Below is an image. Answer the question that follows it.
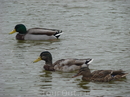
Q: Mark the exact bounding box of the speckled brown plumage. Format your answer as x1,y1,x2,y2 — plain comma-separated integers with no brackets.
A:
72,63,128,82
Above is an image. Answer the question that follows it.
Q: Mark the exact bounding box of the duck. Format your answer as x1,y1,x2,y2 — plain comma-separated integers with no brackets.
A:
9,24,62,40
33,51,93,72
72,61,128,82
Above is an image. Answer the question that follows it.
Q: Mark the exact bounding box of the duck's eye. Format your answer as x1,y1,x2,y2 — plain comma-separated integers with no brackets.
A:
41,56,46,59
41,52,48,56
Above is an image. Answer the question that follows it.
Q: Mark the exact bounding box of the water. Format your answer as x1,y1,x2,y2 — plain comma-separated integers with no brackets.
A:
0,0,130,97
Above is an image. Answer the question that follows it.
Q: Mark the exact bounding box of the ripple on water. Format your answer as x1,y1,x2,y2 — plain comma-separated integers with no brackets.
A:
0,0,130,97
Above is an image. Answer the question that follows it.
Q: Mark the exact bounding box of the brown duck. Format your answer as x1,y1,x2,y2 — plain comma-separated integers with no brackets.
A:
72,61,128,82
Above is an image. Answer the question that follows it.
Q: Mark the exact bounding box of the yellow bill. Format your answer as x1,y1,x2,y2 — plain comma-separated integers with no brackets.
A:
9,29,16,34
33,57,42,63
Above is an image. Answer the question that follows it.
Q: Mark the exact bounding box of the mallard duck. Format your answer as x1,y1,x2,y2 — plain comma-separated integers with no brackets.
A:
72,61,128,82
9,24,62,40
33,51,93,72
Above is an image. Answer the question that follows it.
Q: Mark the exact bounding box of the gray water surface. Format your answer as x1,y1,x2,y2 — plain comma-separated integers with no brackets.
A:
0,0,130,97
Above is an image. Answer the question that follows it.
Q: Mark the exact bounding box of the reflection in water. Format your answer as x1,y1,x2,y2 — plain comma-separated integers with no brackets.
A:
16,39,61,47
77,80,90,90
75,79,91,96
38,70,53,95
16,39,62,51
39,70,53,85
16,39,62,44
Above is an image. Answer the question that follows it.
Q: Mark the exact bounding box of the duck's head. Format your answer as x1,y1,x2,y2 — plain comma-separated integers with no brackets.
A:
33,51,54,71
33,51,53,64
9,24,27,34
72,61,90,78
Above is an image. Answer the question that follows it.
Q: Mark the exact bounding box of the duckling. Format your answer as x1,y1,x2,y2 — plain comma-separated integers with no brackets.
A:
9,24,62,40
33,51,93,72
72,61,128,82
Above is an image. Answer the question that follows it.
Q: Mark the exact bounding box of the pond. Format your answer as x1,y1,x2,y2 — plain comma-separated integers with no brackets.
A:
0,0,130,97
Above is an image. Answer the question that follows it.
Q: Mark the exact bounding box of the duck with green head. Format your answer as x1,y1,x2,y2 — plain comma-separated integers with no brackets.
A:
72,61,128,82
9,24,62,40
33,51,93,72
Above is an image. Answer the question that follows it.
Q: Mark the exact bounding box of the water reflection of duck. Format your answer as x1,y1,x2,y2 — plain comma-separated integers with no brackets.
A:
72,61,128,82
77,81,90,90
33,51,93,72
9,24,62,40
39,70,53,90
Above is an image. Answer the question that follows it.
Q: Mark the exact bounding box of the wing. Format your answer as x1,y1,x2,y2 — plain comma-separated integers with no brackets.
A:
111,70,128,77
53,58,92,66
53,59,81,72
92,70,112,78
27,28,62,36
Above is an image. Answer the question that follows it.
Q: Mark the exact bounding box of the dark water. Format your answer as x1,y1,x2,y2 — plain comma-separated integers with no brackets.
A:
0,0,130,97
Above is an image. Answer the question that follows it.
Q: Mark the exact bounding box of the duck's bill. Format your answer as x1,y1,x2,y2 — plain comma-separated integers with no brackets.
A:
33,57,42,63
9,29,16,34
72,72,82,78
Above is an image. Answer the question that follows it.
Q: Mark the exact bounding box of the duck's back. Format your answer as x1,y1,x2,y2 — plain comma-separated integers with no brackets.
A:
24,28,59,40
27,28,60,35
90,70,127,82
91,70,112,78
53,59,88,72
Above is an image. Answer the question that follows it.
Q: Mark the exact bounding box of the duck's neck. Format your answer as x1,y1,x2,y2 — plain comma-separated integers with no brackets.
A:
44,65,55,71
45,57,53,66
83,68,92,78
44,58,54,71
43,55,55,71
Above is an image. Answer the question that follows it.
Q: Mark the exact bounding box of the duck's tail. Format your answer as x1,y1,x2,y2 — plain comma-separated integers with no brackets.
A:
81,58,93,67
121,73,129,77
111,70,128,78
54,30,63,39
121,71,129,77
86,58,93,64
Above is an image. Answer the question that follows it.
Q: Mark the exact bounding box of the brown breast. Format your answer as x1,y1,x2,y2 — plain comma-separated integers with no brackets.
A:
44,65,55,71
16,34,25,40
